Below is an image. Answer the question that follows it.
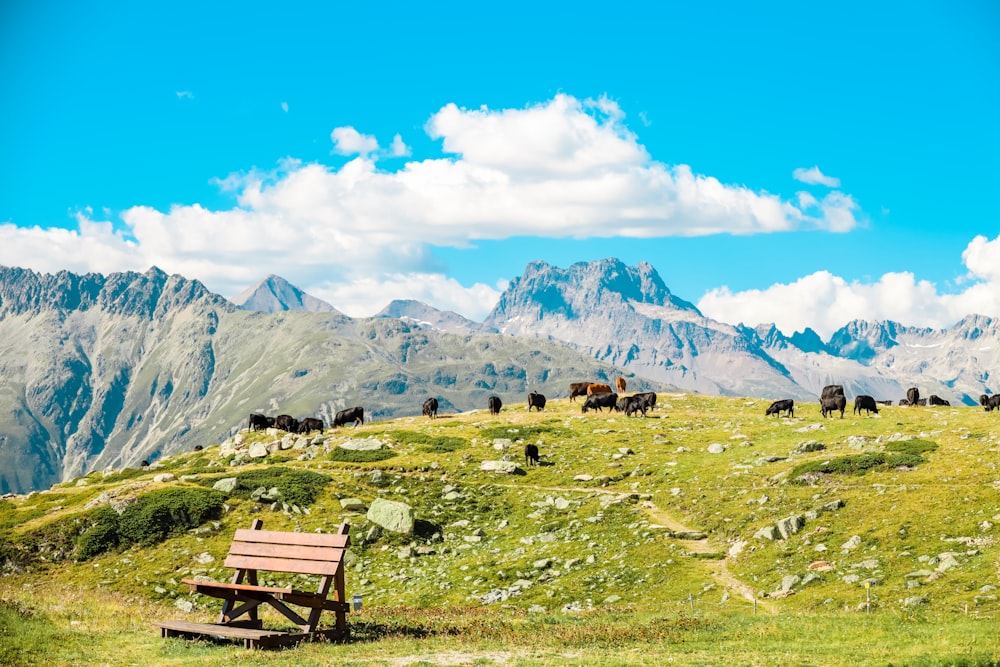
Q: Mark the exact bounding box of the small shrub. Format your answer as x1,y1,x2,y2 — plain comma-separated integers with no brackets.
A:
330,448,398,463
74,507,120,561
387,430,467,453
790,440,937,483
117,488,226,546
478,424,570,440
216,467,333,507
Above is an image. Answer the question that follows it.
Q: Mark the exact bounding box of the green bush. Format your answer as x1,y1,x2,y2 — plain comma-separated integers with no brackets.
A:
74,507,120,561
330,448,398,463
218,467,333,507
790,440,937,483
387,430,467,453
477,424,570,440
116,488,226,546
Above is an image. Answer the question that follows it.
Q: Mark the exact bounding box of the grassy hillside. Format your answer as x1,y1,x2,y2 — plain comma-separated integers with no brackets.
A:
2,393,999,666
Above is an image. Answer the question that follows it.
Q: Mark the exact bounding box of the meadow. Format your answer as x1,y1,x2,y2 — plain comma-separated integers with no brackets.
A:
2,392,999,666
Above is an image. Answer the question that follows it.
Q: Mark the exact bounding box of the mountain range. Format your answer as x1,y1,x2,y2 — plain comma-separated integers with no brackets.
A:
0,259,996,494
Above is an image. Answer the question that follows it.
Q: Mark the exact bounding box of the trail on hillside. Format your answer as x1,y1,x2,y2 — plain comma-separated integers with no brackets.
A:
493,482,777,615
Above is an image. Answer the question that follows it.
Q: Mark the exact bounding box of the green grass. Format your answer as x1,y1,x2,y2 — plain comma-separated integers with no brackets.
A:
2,394,999,665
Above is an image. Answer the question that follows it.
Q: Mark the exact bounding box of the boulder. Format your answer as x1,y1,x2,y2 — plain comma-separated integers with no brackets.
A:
480,460,523,474
340,438,384,451
212,477,239,493
367,498,414,534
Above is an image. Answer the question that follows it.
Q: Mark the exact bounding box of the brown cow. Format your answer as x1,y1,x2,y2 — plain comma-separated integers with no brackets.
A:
569,382,590,402
587,383,612,396
615,377,626,394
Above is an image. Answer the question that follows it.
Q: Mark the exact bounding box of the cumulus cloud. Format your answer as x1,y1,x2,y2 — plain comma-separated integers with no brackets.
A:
331,126,378,155
1,93,868,318
793,165,840,187
311,273,503,320
697,233,1000,339
281,101,289,113
176,91,194,100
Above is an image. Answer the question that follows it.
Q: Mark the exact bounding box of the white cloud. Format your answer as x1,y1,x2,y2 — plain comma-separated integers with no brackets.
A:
0,94,868,319
793,165,840,187
697,234,1000,339
331,126,378,156
176,91,194,100
311,272,501,320
281,101,289,113
389,133,410,157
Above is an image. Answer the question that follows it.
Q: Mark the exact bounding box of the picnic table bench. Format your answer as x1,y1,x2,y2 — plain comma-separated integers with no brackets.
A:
154,519,350,649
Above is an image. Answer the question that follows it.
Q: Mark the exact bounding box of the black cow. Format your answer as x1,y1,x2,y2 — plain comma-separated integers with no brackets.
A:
524,443,540,466
422,397,439,418
979,394,989,408
820,395,846,418
878,400,893,406
488,395,502,415
986,395,1000,412
916,398,927,406
853,395,879,416
582,392,618,413
528,392,547,411
569,382,590,402
907,387,920,406
623,395,648,417
298,417,324,434
928,395,950,406
898,399,910,406
248,413,274,431
274,414,300,433
821,385,845,400
633,391,657,410
333,406,364,427
765,399,794,417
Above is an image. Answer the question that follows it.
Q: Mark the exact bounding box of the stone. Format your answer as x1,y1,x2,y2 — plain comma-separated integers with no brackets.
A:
340,438,384,451
754,525,778,541
366,498,415,534
795,440,826,453
212,477,238,493
174,598,194,613
707,443,726,454
841,535,862,550
247,442,269,458
780,575,801,592
339,497,367,512
152,473,176,483
775,515,805,539
480,460,523,474
193,552,215,564
573,474,593,482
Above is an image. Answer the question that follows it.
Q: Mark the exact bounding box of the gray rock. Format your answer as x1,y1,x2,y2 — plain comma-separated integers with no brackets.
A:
339,497,367,512
754,525,778,541
340,438,384,451
366,498,414,534
152,473,176,483
707,443,726,454
247,442,269,458
903,596,928,607
174,598,194,613
776,515,805,539
480,460,523,474
212,477,238,493
795,440,826,453
841,535,862,550
780,575,801,592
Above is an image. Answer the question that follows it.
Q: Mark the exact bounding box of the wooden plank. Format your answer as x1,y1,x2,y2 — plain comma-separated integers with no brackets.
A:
154,620,290,640
232,529,349,549
228,540,344,563
182,579,296,595
223,554,341,576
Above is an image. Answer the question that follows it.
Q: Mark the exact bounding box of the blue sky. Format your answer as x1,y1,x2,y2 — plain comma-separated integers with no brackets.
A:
1,1,998,337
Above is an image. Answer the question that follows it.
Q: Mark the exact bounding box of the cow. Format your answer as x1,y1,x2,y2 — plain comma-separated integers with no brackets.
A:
898,399,910,406
633,391,657,410
524,443,540,466
821,384,845,400
820,395,846,418
615,377,627,394
248,412,274,431
588,383,613,396
980,394,990,408
765,399,794,417
928,395,950,406
569,382,590,402
527,392,546,411
853,395,879,416
422,397,439,419
878,400,893,406
488,395,502,415
193,445,203,452
298,417,324,434
274,414,300,433
623,395,648,417
986,395,1000,412
333,406,364,427
916,398,927,406
907,387,920,406
582,392,618,413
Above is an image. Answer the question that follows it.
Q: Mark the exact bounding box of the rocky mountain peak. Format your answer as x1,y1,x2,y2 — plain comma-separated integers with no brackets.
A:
232,275,340,314
374,299,489,335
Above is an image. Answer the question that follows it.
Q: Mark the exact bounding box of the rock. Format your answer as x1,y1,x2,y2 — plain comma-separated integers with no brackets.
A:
903,596,928,608
776,515,805,539
366,498,415,534
174,598,194,613
480,460,523,474
808,561,834,572
153,473,176,483
339,497,367,512
841,535,862,550
442,491,462,501
193,552,215,564
936,553,961,572
553,497,571,510
533,558,552,570
780,575,801,592
573,474,594,482
233,433,245,446
754,525,778,541
212,477,238,493
795,440,826,454
729,541,748,558
340,438,384,451
247,442,269,458
707,443,726,454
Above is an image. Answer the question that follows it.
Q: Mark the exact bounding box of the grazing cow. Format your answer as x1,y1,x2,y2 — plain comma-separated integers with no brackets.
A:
140,459,150,467
274,414,300,433
587,383,613,396
488,395,502,415
980,394,990,408
898,399,910,406
633,391,657,410
986,395,1000,412
569,382,590,402
820,395,846,419
916,398,927,406
524,443,540,466
333,406,364,427
878,400,893,406
615,377,627,394
623,395,648,417
582,392,618,413
906,387,920,406
298,417,324,434
928,395,950,406
853,395,879,416
194,445,203,452
765,399,794,418
422,397,439,419
821,384,845,400
248,412,274,431
527,392,547,411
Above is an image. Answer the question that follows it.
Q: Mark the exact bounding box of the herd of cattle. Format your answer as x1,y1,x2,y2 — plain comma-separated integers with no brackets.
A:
247,406,364,434
766,384,1000,419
